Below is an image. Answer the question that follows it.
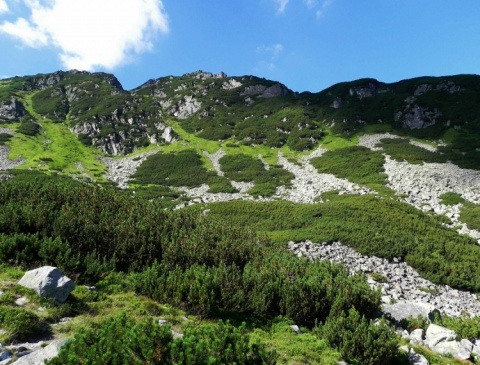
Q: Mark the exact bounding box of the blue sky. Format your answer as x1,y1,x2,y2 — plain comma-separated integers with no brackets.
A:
0,0,479,92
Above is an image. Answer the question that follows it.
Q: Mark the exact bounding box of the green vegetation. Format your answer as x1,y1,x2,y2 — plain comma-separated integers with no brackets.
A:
132,149,212,187
460,201,480,231
17,121,41,136
132,149,235,193
434,314,480,341
378,138,446,164
0,133,12,145
310,146,386,186
48,315,277,365
187,197,480,291
0,305,43,342
322,308,397,365
439,192,465,206
220,153,294,197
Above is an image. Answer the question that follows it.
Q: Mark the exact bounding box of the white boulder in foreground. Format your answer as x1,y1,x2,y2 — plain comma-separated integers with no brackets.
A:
18,266,74,303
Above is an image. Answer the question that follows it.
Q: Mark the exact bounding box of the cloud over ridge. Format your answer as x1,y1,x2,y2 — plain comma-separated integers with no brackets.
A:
0,0,169,70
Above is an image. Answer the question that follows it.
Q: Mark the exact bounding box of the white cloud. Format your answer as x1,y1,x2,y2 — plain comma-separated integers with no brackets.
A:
273,0,289,14
303,0,317,10
0,0,8,14
0,0,169,70
256,43,284,70
316,0,334,18
257,43,284,58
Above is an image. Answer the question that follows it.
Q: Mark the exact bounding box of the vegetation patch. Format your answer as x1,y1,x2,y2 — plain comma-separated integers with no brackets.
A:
459,201,480,231
132,149,226,188
220,153,294,197
188,197,480,291
310,146,386,186
439,192,465,206
378,138,447,164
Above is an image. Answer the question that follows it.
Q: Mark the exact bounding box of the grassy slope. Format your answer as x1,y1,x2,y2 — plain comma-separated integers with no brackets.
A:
5,93,106,179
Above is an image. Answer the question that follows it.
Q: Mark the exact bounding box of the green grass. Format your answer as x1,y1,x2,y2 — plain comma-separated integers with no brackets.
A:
5,93,106,179
460,201,480,231
310,146,386,186
185,196,480,291
250,317,341,365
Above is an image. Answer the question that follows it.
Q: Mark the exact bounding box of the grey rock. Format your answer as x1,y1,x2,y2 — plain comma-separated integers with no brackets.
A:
409,328,424,345
432,340,471,360
0,350,12,362
18,266,75,303
384,301,437,323
261,84,289,98
290,325,301,334
10,340,68,365
425,324,456,348
408,350,429,365
0,98,26,121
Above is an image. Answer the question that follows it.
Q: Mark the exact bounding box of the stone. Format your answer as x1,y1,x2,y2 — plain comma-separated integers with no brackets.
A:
14,296,28,306
0,350,12,362
18,266,75,303
383,301,437,323
409,328,424,345
10,340,68,365
425,324,456,348
408,350,429,365
432,340,471,360
290,325,301,334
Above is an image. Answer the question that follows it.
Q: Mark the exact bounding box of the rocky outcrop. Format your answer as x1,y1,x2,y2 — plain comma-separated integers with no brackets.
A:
384,301,438,323
170,95,201,119
222,79,242,90
18,266,74,303
241,83,289,98
348,82,386,99
397,105,441,129
5,340,68,365
0,98,27,121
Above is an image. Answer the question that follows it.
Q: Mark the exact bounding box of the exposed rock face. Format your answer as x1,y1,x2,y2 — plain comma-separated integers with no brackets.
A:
349,82,385,99
383,301,438,323
262,84,289,98
242,84,267,96
414,81,462,96
0,98,27,121
330,97,342,109
397,105,442,129
9,340,68,365
18,266,75,303
170,95,202,119
242,83,289,98
222,79,242,90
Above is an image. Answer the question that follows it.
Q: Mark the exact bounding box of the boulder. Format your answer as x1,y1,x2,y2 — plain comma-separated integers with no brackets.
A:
408,350,429,365
18,266,74,303
432,340,471,360
383,301,437,323
425,324,456,348
10,340,68,365
409,328,424,345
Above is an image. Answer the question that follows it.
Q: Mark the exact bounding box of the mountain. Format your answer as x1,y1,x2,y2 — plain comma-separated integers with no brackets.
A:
1,70,480,364
2,70,480,161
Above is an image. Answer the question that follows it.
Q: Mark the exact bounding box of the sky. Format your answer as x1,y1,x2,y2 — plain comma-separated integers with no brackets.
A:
0,0,479,92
